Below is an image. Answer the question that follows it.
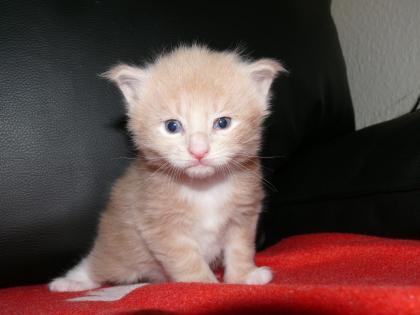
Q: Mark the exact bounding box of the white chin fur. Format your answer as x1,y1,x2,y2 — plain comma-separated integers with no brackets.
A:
185,165,215,178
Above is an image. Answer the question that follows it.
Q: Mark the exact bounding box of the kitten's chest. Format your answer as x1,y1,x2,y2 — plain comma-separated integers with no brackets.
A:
179,179,233,224
179,180,233,262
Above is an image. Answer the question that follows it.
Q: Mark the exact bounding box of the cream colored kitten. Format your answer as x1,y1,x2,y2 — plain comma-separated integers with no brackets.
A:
49,45,283,292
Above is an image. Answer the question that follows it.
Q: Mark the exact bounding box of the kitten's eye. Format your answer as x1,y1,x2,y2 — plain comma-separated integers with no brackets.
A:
213,117,232,130
165,119,183,133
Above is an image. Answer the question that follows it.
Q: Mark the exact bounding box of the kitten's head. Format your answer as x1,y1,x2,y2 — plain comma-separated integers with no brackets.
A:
105,45,283,179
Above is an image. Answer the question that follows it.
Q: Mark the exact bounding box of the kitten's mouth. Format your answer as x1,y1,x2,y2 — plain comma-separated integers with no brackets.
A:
184,163,216,179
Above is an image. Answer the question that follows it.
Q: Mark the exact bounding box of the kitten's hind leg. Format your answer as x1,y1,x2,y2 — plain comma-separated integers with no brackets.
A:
49,257,100,292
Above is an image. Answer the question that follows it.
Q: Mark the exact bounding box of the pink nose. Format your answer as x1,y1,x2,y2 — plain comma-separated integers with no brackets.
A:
189,133,209,161
189,149,208,160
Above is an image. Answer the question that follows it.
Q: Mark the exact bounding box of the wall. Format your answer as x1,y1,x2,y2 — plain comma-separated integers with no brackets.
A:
331,0,420,129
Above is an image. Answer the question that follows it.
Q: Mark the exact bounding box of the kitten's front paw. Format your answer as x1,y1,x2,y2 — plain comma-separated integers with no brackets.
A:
225,266,272,285
49,277,99,292
244,266,272,285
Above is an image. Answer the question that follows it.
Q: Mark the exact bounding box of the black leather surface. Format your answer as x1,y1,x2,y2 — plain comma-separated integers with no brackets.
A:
0,0,354,286
261,111,420,248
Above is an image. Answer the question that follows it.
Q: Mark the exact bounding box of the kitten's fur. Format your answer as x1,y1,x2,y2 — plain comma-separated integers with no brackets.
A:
49,45,283,291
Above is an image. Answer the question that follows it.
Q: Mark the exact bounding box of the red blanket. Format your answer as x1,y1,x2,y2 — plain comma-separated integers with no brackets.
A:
2,233,420,314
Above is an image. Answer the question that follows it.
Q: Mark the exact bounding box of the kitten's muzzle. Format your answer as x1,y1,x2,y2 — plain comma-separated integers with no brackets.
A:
188,132,209,161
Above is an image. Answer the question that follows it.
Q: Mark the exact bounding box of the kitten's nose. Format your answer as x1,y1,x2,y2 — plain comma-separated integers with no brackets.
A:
189,133,209,161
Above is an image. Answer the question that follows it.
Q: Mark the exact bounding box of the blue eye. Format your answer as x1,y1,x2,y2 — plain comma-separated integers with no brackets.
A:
213,117,231,129
165,119,182,133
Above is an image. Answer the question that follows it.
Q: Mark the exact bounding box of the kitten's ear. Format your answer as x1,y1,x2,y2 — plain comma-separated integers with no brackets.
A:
248,59,285,98
102,64,145,108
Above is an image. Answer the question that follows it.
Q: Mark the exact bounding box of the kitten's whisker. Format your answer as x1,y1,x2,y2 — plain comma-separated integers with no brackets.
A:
209,150,285,160
229,159,278,192
143,161,170,183
111,156,138,161
235,153,286,159
224,164,234,179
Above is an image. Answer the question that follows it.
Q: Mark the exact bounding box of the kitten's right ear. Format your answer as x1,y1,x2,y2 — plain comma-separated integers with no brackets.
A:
102,64,145,108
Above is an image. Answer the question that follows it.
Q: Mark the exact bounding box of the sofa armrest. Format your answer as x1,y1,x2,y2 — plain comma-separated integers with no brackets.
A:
259,111,420,248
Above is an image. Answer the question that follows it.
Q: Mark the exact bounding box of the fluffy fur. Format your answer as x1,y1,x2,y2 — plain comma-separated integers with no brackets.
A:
49,45,283,292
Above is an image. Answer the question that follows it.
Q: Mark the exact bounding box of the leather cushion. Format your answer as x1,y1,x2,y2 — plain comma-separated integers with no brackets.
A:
260,111,420,248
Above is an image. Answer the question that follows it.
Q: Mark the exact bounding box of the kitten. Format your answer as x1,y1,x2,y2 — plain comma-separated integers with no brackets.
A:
49,45,283,291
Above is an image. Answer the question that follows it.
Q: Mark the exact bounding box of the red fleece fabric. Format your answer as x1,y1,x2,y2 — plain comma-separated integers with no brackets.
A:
2,233,420,314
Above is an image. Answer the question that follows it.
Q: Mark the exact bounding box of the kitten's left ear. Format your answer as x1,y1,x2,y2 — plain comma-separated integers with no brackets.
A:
249,59,286,98
102,64,145,109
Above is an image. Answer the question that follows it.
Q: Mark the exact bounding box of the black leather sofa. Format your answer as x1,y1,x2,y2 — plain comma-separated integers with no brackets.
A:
1,0,419,288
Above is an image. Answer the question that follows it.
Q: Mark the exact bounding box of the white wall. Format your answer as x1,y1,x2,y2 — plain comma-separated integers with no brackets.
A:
331,0,420,129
